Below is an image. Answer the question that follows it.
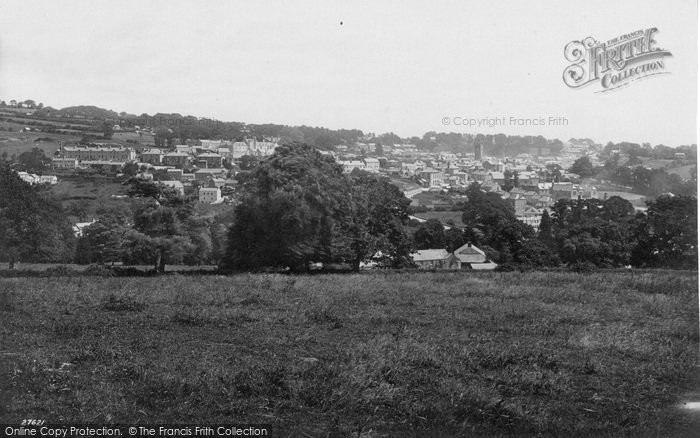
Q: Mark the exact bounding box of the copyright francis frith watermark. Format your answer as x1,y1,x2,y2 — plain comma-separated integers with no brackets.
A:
563,27,672,92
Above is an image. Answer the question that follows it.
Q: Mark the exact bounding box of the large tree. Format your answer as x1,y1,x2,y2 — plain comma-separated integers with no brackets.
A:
631,195,697,269
569,156,594,178
222,144,412,272
124,180,195,272
343,171,413,270
222,143,351,272
0,163,75,265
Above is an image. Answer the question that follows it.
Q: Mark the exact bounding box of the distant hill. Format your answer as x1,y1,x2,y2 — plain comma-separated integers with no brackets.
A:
53,106,120,120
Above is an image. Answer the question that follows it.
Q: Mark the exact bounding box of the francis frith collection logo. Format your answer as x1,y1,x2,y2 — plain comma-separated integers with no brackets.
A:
563,28,672,92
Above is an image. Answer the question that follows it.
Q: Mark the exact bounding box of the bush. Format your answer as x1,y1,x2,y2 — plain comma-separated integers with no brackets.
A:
568,261,598,273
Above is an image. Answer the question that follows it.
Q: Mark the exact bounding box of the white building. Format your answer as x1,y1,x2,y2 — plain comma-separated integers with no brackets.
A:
199,187,222,204
338,160,366,173
363,157,380,172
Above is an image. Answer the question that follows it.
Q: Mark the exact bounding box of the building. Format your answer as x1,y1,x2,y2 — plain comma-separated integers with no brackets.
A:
411,249,461,270
52,157,78,169
62,145,135,162
141,149,164,164
551,182,598,200
200,139,224,150
363,157,380,172
195,168,228,181
418,169,445,187
162,152,191,168
338,160,365,173
39,175,58,184
230,138,278,158
199,187,222,204
196,152,223,169
453,243,498,270
516,206,543,232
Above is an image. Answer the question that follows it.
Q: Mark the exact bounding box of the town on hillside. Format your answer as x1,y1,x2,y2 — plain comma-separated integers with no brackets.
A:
0,99,696,272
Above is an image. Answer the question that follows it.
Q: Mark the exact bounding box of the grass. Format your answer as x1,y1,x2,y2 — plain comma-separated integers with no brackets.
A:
1,271,698,436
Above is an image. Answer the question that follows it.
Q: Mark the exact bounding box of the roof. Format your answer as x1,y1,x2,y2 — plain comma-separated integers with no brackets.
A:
469,262,498,270
411,249,451,262
195,168,226,174
197,153,222,158
455,244,486,257
160,180,184,189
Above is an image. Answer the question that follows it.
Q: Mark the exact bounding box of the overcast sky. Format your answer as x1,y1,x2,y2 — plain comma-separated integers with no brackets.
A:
0,0,696,146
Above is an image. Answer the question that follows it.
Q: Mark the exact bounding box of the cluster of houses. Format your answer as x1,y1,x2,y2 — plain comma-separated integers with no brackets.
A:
50,138,284,204
411,243,498,270
16,171,58,185
329,140,603,232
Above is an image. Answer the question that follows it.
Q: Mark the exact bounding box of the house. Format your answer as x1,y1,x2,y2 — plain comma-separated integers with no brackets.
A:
411,249,461,270
162,152,190,168
39,175,58,185
52,157,78,169
72,219,97,237
62,145,136,162
140,149,164,164
197,152,223,169
338,160,365,173
194,168,227,181
453,243,497,270
418,169,445,187
363,157,380,172
199,187,222,204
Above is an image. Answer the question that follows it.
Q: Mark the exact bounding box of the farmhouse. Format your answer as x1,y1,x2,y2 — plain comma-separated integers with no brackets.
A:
411,249,461,270
453,243,498,270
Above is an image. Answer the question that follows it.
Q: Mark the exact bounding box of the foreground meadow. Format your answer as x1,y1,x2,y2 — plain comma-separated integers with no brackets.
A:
1,271,698,436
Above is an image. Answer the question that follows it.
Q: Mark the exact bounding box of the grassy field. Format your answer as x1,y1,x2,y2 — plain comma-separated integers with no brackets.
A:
1,271,698,436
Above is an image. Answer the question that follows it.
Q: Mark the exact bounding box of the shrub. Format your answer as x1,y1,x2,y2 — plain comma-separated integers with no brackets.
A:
568,261,598,273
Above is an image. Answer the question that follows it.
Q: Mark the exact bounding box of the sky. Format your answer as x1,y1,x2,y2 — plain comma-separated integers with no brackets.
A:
0,0,696,146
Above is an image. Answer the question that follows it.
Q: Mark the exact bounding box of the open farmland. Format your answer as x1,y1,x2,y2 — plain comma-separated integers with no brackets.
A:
1,271,698,436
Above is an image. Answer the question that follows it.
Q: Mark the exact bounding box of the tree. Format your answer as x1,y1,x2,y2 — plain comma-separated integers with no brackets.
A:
538,209,553,244
461,183,534,262
632,195,697,268
124,180,194,272
17,147,51,173
569,156,594,177
0,163,75,265
445,228,466,252
77,214,130,264
343,172,413,270
413,219,446,250
375,142,384,156
222,143,351,272
102,121,114,139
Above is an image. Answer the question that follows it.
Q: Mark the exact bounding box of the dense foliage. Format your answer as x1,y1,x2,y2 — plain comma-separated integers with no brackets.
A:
0,163,75,264
222,143,413,272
